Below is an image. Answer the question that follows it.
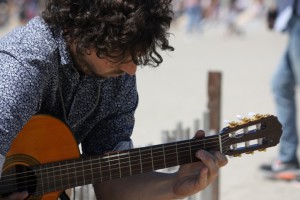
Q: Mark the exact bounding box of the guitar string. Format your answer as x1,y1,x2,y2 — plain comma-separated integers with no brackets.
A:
2,125,256,183
0,120,263,179
3,124,265,194
0,136,237,193
0,133,232,178
1,144,234,196
3,128,262,193
43,148,236,196
0,134,230,180
0,133,251,191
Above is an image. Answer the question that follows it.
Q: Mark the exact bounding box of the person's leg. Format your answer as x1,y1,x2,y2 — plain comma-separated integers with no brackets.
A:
272,49,299,165
185,7,194,33
289,18,300,86
260,18,300,181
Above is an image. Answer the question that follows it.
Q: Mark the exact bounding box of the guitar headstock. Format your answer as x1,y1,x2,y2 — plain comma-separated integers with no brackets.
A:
220,114,282,156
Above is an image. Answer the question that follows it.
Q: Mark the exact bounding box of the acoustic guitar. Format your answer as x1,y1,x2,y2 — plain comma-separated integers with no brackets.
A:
0,114,282,199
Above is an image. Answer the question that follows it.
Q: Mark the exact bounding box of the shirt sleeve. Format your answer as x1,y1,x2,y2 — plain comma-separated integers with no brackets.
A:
0,53,44,156
0,154,5,178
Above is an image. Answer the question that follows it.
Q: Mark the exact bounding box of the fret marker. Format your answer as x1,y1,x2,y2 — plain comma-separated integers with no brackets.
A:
218,134,223,153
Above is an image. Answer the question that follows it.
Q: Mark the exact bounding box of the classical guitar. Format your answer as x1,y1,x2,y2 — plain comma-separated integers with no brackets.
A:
0,114,282,199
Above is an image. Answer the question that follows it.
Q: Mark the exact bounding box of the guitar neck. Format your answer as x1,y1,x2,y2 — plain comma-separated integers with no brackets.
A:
33,135,223,194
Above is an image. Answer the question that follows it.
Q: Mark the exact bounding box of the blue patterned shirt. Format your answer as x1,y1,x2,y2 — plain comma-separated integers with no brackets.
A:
0,16,138,157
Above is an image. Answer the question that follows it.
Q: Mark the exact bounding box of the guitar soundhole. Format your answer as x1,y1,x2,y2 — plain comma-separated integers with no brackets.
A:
1,164,37,197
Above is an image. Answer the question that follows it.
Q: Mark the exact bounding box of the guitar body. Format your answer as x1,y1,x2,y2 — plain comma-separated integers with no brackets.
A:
3,115,80,200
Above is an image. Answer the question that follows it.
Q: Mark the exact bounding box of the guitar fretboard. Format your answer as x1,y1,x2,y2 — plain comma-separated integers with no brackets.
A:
32,135,225,195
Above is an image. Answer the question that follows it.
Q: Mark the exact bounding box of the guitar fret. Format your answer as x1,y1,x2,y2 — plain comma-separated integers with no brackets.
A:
107,153,122,180
150,147,154,170
74,159,84,187
68,160,78,186
81,159,85,186
100,156,110,181
139,149,142,173
59,163,63,189
85,156,102,183
66,161,70,188
152,146,165,170
98,156,103,182
59,160,69,189
162,145,166,168
83,158,93,185
90,158,94,183
189,140,192,163
128,151,132,176
38,166,46,193
118,153,122,178
175,143,179,166
164,144,178,168
50,163,56,192
34,166,44,194
108,155,112,180
141,148,154,172
129,149,142,175
177,142,191,165
119,151,131,178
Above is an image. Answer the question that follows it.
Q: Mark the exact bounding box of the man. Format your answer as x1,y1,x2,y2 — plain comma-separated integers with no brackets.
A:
261,0,300,181
0,0,228,199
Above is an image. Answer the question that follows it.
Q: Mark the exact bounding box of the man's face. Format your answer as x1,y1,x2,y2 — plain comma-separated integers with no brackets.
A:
70,45,137,79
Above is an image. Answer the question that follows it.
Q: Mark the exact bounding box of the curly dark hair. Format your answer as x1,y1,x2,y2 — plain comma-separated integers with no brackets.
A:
42,0,174,67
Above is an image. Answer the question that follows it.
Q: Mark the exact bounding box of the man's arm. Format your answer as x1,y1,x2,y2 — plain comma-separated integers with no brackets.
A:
0,154,4,179
93,132,228,200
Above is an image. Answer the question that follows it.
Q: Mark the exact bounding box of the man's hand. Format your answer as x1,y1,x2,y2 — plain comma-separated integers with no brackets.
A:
171,130,228,199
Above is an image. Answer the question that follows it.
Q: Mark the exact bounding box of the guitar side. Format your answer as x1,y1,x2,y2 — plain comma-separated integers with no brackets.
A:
3,115,80,200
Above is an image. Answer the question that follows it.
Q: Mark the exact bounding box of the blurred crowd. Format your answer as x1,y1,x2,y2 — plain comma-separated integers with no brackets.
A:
172,0,267,36
0,0,44,27
0,0,267,36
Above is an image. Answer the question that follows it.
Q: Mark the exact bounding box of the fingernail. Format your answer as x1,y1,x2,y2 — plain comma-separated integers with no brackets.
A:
196,150,203,158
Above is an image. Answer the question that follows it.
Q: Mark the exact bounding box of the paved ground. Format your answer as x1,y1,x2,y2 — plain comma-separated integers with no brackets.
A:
133,20,300,200
1,15,300,200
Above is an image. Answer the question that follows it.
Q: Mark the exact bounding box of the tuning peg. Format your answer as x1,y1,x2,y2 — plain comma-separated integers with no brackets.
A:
253,113,272,120
226,121,239,128
236,114,252,124
262,114,271,117
241,117,251,123
248,112,256,117
236,114,244,120
258,148,267,152
233,154,242,157
252,113,263,119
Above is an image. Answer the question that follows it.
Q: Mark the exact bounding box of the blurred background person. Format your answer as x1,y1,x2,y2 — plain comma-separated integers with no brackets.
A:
184,0,203,34
19,0,42,24
260,0,300,182
0,0,9,27
224,0,249,36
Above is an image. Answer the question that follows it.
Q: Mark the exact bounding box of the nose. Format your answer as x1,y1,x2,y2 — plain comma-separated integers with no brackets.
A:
120,62,137,76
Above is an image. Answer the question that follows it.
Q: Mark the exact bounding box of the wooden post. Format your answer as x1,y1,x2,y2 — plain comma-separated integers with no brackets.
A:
208,71,222,133
201,71,222,200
